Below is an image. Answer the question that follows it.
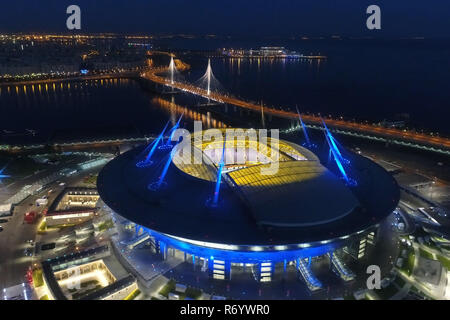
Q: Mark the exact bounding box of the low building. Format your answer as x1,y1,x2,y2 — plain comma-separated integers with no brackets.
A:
81,275,137,300
50,187,99,212
45,209,97,227
41,245,138,300
45,187,99,227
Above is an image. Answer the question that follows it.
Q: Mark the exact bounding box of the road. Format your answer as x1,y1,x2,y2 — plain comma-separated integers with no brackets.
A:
0,199,37,288
141,66,450,152
0,171,78,289
0,156,106,289
0,70,141,87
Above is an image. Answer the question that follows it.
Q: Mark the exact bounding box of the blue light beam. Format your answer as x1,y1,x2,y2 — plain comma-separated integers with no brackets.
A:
326,134,349,182
0,163,11,182
322,120,355,185
213,138,227,206
161,113,184,148
296,106,311,146
321,118,349,164
148,144,178,191
137,121,170,167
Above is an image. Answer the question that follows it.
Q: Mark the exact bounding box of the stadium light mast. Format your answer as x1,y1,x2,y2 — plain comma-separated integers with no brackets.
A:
321,118,346,163
212,138,226,206
321,119,355,186
151,145,177,191
296,106,311,147
204,137,228,208
168,113,184,142
325,133,349,183
160,113,184,149
261,101,266,129
136,121,170,167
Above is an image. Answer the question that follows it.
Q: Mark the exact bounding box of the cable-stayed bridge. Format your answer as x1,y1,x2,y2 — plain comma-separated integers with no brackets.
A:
140,57,450,155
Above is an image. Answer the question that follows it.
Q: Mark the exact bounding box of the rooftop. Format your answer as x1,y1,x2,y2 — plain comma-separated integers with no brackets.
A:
97,134,399,246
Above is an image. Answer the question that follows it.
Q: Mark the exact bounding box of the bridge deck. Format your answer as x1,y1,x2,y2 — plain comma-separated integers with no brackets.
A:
141,65,450,152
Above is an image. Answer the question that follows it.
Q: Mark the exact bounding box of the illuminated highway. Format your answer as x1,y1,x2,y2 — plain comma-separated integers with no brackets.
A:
3,53,449,153
141,65,450,152
0,70,141,87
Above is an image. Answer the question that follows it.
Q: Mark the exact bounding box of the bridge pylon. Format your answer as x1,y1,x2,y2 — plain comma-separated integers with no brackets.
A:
195,58,224,98
169,56,175,85
206,58,212,95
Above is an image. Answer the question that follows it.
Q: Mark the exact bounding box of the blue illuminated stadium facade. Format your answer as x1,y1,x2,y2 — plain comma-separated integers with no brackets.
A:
135,224,347,281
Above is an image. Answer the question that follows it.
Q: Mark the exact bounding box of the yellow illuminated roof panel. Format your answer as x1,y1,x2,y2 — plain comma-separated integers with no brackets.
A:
227,161,360,227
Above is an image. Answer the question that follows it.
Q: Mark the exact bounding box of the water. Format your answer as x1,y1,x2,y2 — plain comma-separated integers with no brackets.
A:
182,39,450,134
0,78,228,145
1,39,449,145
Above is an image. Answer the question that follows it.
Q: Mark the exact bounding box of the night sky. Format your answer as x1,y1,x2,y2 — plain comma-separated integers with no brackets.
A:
0,0,448,38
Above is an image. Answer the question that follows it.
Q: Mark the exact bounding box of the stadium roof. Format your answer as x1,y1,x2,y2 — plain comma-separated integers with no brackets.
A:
227,160,359,227
97,135,399,245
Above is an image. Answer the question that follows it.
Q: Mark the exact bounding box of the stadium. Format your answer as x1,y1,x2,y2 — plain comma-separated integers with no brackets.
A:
97,127,400,291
